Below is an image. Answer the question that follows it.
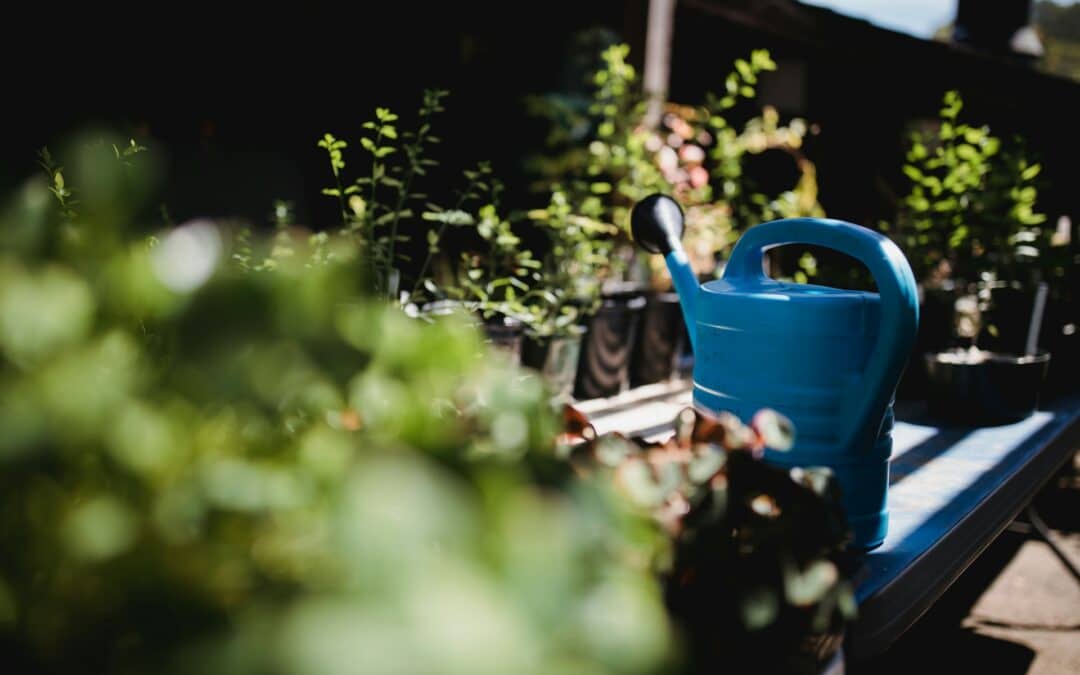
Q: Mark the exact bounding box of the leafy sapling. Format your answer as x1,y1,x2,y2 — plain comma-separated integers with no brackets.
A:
318,90,449,300
37,147,78,222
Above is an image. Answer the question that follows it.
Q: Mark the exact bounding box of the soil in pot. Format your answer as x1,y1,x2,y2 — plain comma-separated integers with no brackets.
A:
924,348,1051,425
522,333,583,401
573,290,647,400
629,292,688,388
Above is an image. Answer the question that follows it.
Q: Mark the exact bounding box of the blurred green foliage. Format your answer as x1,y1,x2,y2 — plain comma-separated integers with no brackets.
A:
528,45,824,292
1035,0,1080,81
893,90,1055,287
0,136,676,674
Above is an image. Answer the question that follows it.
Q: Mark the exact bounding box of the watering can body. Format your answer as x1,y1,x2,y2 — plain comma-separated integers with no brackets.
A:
632,195,919,550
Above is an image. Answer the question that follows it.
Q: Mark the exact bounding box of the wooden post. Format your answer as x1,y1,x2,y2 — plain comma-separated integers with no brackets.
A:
643,0,676,129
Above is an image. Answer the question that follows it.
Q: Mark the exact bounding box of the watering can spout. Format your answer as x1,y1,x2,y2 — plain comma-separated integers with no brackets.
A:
631,194,698,351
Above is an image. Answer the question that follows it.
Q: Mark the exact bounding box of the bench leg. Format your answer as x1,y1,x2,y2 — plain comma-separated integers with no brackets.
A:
1023,505,1080,585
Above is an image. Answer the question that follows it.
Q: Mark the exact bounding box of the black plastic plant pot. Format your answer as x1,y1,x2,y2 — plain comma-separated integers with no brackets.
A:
573,292,647,400
924,350,1051,425
977,284,1045,355
675,333,695,379
629,292,688,387
522,333,583,401
975,283,1078,397
483,315,524,365
1042,301,1079,397
897,283,959,401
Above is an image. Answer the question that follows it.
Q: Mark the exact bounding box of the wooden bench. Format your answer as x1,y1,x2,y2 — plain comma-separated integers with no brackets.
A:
582,382,1080,666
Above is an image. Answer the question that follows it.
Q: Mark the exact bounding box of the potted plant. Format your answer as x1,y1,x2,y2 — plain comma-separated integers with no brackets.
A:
317,93,547,363
529,44,824,396
529,43,654,399
316,90,452,301
411,162,545,364
892,90,1063,421
629,98,824,386
517,189,609,399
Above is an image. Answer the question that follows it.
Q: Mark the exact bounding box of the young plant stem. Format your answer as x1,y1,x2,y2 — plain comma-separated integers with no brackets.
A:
366,128,386,294
386,114,433,290
332,170,348,228
410,172,481,299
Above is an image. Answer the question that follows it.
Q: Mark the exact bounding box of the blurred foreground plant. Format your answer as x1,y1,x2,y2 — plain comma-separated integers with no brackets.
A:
3,123,855,675
564,406,855,674
0,137,675,675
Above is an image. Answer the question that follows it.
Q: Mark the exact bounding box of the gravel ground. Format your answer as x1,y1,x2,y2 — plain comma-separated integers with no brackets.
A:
854,452,1080,675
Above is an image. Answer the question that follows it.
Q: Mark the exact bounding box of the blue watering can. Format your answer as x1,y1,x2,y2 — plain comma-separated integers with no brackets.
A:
632,195,919,549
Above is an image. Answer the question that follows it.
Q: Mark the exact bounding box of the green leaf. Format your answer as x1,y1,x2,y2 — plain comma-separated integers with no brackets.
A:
422,210,474,225
955,144,977,161
784,560,839,607
725,74,739,95
751,409,794,451
741,587,779,630
375,107,398,122
734,59,753,81
948,225,968,248
751,49,777,71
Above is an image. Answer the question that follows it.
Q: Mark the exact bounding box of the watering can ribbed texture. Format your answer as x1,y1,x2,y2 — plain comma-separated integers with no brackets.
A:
632,194,919,549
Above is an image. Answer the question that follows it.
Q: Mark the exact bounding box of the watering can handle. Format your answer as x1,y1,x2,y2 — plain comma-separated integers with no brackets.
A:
724,218,920,452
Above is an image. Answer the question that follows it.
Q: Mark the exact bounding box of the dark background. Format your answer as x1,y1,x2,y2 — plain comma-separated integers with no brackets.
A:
1,3,645,227
3,1,1077,234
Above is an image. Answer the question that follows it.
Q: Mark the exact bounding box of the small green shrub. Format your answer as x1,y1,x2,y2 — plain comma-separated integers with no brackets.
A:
315,94,546,329
893,90,1051,286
